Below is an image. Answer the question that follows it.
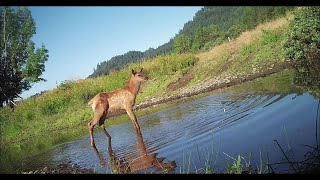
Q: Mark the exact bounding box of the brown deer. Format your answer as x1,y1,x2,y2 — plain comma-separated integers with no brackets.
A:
88,68,148,148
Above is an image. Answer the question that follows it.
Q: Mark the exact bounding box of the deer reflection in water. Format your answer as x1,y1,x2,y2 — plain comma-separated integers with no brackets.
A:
92,130,176,174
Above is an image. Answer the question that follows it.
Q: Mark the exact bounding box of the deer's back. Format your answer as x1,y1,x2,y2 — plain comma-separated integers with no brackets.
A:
89,88,135,112
107,88,135,112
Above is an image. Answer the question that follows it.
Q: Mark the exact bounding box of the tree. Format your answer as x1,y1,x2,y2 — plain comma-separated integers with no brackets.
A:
0,7,49,108
191,27,206,52
284,7,320,97
190,25,222,52
173,34,192,54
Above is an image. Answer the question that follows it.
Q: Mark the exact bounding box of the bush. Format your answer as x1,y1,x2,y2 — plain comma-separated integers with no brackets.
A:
284,7,320,62
284,7,320,97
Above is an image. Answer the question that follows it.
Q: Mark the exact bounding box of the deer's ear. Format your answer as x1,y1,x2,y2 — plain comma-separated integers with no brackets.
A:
132,69,136,75
140,68,143,72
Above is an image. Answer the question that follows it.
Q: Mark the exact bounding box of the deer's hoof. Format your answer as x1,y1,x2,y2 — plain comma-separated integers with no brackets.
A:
91,142,96,147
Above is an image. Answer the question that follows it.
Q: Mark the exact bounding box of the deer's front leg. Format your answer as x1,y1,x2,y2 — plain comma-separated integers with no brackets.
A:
126,108,141,133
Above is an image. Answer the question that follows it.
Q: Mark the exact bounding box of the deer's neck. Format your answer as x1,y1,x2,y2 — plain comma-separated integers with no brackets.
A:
128,78,141,96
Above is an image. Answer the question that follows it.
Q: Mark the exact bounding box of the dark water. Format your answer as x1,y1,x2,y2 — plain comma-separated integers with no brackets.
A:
11,89,319,173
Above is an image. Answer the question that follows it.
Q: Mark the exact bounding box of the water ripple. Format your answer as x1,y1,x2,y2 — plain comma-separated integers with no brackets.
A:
9,91,319,174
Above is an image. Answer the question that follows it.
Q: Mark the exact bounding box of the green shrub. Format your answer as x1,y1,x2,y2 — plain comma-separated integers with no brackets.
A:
40,97,70,116
284,7,320,62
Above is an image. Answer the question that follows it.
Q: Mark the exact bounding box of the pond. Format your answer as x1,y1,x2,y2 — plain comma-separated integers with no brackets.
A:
1,71,319,173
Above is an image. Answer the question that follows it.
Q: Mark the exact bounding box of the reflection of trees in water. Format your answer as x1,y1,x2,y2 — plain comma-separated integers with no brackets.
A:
293,50,320,99
92,131,176,174
174,108,184,120
140,117,161,129
162,106,185,121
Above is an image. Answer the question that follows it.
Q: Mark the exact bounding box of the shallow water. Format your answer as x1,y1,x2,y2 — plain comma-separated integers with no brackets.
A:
10,90,319,173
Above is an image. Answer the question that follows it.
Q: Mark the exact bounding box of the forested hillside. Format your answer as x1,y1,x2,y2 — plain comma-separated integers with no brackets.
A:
88,40,174,78
88,6,292,78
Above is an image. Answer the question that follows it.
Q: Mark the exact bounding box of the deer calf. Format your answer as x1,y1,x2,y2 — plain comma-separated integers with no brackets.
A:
87,68,148,147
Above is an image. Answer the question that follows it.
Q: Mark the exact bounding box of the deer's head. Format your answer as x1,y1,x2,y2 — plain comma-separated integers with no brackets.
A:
132,68,148,82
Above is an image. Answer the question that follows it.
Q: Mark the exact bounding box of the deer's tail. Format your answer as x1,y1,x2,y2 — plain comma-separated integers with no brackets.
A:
88,97,98,111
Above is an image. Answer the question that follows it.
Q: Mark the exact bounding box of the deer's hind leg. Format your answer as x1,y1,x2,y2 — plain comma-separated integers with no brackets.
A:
99,113,111,141
88,104,107,147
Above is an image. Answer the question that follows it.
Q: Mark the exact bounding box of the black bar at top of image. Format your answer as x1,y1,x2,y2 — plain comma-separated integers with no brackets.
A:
0,0,319,6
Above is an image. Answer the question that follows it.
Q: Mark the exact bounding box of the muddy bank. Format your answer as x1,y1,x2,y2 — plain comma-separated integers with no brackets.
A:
20,163,94,174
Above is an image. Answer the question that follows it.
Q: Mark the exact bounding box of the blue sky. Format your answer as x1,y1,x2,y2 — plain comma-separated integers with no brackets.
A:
22,6,202,99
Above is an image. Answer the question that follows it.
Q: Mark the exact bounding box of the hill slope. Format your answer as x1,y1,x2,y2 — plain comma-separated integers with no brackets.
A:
88,6,292,78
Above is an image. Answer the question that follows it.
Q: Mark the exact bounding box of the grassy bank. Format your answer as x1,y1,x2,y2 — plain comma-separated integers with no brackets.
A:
0,15,293,165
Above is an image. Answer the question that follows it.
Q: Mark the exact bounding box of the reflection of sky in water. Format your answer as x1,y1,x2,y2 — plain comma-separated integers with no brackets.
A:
12,91,320,173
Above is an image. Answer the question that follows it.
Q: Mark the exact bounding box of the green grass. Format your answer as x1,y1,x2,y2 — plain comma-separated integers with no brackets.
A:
177,138,267,174
226,28,287,76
